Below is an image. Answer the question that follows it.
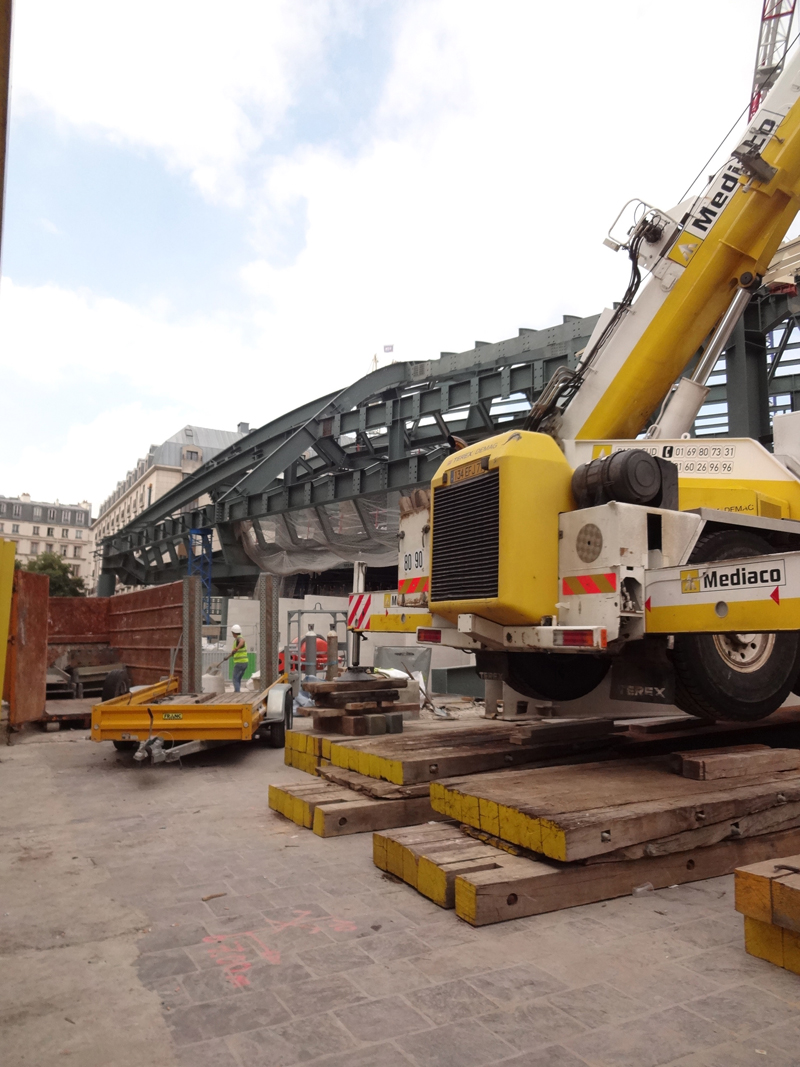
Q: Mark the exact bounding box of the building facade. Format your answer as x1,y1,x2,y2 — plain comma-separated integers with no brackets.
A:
90,423,248,593
0,495,93,581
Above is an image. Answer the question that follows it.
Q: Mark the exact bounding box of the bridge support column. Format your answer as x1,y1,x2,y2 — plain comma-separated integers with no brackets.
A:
182,575,202,694
256,573,279,686
97,572,116,598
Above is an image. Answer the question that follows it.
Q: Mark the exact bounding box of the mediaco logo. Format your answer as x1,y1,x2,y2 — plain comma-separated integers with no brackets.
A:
680,569,701,593
680,561,785,595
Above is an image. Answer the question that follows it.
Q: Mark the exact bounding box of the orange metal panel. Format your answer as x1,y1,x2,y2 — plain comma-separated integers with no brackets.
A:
4,570,49,725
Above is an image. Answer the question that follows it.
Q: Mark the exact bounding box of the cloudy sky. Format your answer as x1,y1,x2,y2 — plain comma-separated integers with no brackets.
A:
0,0,782,512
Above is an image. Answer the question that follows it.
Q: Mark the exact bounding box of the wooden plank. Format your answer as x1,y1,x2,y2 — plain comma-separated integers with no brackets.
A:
329,730,610,785
311,711,346,734
268,779,448,837
303,678,405,695
456,826,800,926
677,748,800,781
743,915,800,975
315,689,401,708
735,851,800,931
614,706,800,748
668,745,767,775
773,871,800,933
319,765,430,799
374,824,500,906
431,758,800,861
622,716,704,735
312,796,446,837
589,800,800,862
508,719,615,746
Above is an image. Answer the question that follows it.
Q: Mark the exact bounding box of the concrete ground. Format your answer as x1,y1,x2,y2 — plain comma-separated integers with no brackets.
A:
2,727,799,1067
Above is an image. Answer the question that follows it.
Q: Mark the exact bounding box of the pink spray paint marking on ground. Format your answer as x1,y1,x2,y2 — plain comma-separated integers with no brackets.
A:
203,910,356,987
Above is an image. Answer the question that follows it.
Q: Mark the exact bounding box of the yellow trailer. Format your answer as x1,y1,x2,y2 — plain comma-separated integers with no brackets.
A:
91,673,293,762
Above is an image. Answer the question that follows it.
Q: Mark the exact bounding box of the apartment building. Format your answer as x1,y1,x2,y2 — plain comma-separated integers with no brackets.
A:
0,495,93,580
90,423,248,592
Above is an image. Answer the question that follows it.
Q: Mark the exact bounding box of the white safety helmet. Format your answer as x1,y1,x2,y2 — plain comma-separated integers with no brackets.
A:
231,624,242,634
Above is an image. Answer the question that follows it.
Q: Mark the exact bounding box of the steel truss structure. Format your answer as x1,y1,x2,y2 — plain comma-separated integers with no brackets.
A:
98,291,800,595
98,316,598,594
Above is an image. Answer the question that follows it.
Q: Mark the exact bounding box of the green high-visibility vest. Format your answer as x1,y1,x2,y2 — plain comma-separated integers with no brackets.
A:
232,638,248,664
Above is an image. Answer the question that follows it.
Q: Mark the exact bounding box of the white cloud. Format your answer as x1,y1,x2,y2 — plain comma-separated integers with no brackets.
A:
4,0,784,511
0,278,265,506
0,276,255,391
10,0,346,202
0,402,187,511
239,0,765,382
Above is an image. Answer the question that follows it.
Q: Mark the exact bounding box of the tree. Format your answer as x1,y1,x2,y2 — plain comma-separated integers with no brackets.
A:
26,552,86,597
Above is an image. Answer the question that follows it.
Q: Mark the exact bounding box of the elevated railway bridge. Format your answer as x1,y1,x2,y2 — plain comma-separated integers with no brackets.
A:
97,283,800,598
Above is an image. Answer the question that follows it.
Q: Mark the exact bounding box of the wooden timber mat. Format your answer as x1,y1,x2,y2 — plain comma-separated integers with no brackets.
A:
430,755,800,862
374,821,800,926
325,718,616,785
612,706,800,746
285,718,612,780
287,707,800,785
268,779,448,838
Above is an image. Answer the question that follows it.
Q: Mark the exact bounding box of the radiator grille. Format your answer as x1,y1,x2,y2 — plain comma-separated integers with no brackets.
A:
431,470,499,601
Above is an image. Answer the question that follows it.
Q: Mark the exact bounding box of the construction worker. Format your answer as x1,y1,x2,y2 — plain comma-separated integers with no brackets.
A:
225,624,249,692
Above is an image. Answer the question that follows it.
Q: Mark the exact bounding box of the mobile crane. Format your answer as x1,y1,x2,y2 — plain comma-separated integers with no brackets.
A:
415,41,800,723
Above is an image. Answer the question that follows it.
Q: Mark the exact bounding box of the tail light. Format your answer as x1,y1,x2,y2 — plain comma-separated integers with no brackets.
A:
417,628,442,644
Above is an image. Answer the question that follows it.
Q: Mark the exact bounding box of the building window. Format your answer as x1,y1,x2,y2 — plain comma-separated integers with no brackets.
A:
61,528,69,538
12,504,21,517
71,565,80,577
147,485,152,506
75,530,82,540
32,525,39,535
0,503,6,515
33,506,42,519
62,510,71,523
11,524,19,534
46,543,54,552
30,542,39,555
186,450,199,460
48,508,56,520
76,512,85,525
60,545,68,557
47,527,54,537
73,546,81,558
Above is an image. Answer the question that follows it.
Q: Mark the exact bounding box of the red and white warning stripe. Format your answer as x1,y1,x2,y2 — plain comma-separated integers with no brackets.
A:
348,593,372,630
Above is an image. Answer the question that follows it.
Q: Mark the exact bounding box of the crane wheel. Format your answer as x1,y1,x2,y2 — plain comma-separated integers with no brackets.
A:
673,530,800,722
478,651,610,702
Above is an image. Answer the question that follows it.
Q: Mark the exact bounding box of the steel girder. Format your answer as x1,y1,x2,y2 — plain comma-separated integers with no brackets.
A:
99,315,599,592
98,292,800,594
696,290,800,438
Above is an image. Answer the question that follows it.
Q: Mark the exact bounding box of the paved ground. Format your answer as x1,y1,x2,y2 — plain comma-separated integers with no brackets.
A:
1,727,799,1067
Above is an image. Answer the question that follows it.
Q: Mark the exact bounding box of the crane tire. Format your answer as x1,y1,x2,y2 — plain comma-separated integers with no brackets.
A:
673,529,800,722
485,651,610,702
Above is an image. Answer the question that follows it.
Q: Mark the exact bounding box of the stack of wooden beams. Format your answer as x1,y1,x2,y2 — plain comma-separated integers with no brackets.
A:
267,774,448,838
302,675,417,736
274,717,615,836
735,851,800,975
374,744,800,925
